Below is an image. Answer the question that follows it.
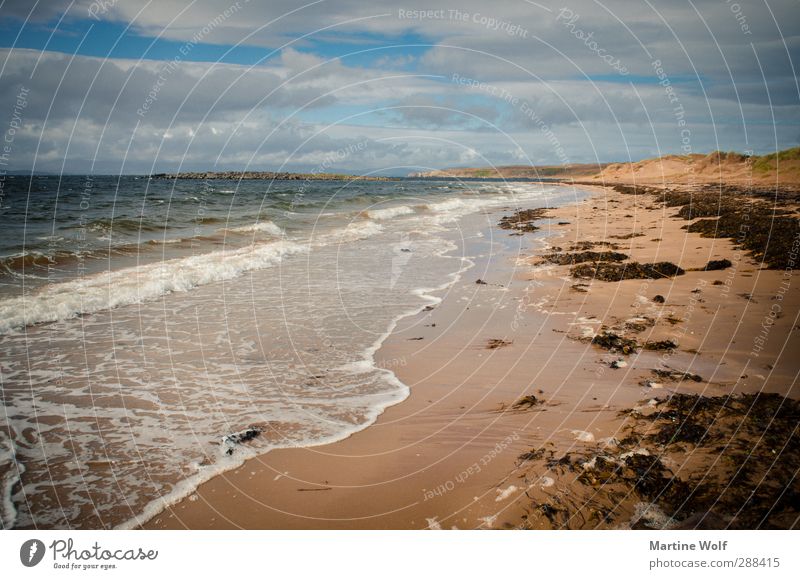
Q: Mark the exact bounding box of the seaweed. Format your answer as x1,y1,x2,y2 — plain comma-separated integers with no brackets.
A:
513,394,544,409
652,369,702,382
702,259,733,271
518,447,547,462
591,331,638,354
571,261,685,281
683,207,799,270
498,208,550,233
518,392,800,529
543,251,628,265
643,339,678,351
568,241,620,251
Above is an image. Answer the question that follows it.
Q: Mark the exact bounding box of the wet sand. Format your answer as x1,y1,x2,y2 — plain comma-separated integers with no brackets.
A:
145,182,800,529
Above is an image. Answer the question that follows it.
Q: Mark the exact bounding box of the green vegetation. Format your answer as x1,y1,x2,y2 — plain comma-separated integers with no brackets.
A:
751,146,800,173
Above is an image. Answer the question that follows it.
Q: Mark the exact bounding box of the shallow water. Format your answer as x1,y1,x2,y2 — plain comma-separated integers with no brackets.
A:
0,176,584,528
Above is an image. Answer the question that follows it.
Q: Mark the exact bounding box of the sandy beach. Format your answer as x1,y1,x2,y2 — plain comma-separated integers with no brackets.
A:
145,180,800,530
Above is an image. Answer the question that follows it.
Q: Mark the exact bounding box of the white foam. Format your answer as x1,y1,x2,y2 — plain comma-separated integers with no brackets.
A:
0,435,23,529
366,205,415,220
572,430,595,442
147,237,183,245
315,221,384,245
495,485,518,502
223,221,284,236
426,517,442,530
630,502,678,529
479,514,498,528
0,240,308,334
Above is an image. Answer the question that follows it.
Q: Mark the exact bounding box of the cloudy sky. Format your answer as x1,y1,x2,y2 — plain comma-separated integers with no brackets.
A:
0,0,797,175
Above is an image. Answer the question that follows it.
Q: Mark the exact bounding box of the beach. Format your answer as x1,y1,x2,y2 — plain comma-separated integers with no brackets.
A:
145,181,800,530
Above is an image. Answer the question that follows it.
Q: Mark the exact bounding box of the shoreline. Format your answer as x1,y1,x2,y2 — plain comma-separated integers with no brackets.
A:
144,181,800,529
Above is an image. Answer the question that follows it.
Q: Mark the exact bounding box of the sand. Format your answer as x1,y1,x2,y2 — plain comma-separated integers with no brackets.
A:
144,182,800,530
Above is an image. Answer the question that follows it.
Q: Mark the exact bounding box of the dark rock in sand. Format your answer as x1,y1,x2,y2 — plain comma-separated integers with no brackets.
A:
475,278,487,285
652,295,666,303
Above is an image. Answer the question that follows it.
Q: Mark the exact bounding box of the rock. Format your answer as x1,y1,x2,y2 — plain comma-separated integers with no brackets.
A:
475,278,487,285
653,295,666,303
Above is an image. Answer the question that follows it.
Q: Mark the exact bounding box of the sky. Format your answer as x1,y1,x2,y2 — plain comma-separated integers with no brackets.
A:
0,0,797,175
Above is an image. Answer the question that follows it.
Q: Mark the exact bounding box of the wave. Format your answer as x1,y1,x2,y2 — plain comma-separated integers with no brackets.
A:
0,240,308,334
83,218,163,234
314,221,383,245
222,221,284,236
147,238,183,245
365,205,415,220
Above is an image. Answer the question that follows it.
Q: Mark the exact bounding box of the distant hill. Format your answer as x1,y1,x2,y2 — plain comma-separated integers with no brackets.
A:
408,163,609,179
590,148,800,187
410,148,800,187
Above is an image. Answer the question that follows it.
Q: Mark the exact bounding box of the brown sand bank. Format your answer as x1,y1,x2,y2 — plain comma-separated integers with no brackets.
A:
146,182,800,530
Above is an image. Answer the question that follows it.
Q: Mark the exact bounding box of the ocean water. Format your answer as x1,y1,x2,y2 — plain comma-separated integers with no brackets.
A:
0,175,579,529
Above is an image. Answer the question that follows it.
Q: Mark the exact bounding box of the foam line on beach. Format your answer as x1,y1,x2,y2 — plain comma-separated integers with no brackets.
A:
117,229,474,530
0,240,308,334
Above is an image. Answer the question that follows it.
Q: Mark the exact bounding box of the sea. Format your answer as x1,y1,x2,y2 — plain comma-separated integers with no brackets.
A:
0,174,581,529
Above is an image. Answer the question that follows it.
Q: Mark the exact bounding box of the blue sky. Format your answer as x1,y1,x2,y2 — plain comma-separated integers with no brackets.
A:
0,0,797,174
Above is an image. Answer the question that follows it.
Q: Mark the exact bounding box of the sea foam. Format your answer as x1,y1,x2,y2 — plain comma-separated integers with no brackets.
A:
0,240,307,334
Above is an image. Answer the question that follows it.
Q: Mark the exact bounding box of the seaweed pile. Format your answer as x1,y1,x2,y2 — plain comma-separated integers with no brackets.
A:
685,211,799,269
543,251,628,265
568,241,620,251
571,261,685,281
498,208,550,233
605,184,800,270
517,392,800,529
591,331,639,354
